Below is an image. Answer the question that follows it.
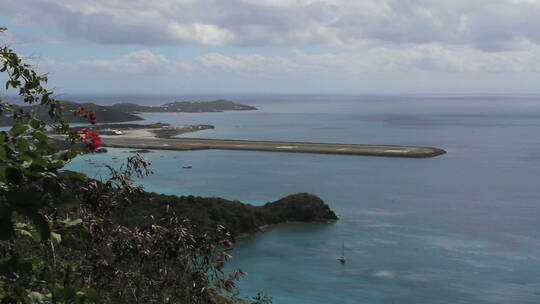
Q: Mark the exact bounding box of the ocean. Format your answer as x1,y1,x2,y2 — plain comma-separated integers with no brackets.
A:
65,95,540,303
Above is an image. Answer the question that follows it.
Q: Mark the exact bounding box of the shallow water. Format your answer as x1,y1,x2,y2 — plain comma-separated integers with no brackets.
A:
66,96,540,303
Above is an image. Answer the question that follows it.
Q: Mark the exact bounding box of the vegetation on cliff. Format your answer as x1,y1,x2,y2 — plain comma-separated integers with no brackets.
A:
0,28,335,303
0,30,261,304
116,192,337,236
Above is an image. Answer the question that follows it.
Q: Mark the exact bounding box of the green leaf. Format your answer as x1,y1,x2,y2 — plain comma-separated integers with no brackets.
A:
35,139,50,152
16,226,34,239
48,160,65,169
27,291,46,304
32,214,50,242
32,130,48,142
50,232,61,244
9,120,29,137
60,218,83,227
21,154,48,168
53,150,79,162
55,195,80,214
29,118,41,129
59,170,87,181
17,137,32,152
76,288,98,301
0,146,6,159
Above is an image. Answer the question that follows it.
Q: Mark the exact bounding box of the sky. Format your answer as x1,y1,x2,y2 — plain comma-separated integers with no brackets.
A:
1,0,540,95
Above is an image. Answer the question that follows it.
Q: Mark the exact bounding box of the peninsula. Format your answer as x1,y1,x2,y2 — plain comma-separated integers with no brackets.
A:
109,100,257,113
116,192,338,236
96,126,446,158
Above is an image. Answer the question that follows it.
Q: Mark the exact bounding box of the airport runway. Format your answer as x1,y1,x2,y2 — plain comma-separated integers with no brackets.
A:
102,137,446,158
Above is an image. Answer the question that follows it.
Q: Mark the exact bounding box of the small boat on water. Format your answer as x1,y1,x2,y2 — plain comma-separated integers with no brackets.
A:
182,165,192,169
337,241,346,264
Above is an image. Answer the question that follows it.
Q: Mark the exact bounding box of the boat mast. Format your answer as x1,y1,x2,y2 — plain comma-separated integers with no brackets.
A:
337,240,346,263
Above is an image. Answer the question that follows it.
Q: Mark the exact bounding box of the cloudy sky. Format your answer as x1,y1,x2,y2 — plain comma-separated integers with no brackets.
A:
1,0,540,95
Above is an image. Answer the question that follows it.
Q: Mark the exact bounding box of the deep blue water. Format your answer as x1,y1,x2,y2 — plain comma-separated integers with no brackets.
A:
66,96,540,303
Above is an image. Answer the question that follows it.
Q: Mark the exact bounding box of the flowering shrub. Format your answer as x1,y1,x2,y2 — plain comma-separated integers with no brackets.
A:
80,128,103,151
0,28,263,304
75,106,97,124
75,106,102,151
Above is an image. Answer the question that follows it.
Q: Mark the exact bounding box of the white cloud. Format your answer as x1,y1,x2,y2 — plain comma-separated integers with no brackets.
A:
2,0,540,50
39,45,540,78
195,53,304,74
29,47,540,94
79,50,191,74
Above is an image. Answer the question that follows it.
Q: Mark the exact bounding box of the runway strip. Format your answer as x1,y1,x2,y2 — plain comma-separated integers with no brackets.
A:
102,137,446,158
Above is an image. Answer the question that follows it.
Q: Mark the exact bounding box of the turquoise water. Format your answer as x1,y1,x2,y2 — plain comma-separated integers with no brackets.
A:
66,96,540,303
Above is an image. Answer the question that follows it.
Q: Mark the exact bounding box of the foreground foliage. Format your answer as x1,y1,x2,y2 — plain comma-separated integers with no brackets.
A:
0,28,268,304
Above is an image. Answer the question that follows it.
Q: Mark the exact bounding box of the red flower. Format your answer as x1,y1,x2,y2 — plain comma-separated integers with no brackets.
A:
80,128,103,151
74,107,98,124
86,110,96,124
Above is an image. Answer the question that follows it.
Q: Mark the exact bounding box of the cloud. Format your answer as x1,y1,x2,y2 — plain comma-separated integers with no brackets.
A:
194,53,304,74
31,48,540,94
79,50,191,74
39,44,540,79
2,0,540,50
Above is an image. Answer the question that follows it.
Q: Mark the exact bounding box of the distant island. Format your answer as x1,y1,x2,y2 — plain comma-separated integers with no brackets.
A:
109,99,257,113
0,100,257,126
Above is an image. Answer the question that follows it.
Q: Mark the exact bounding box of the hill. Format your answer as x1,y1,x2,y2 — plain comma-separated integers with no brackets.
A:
0,100,257,126
0,101,143,126
110,100,257,113
116,192,338,236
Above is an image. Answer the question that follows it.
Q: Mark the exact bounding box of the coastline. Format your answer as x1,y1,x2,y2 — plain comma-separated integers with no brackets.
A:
236,219,338,240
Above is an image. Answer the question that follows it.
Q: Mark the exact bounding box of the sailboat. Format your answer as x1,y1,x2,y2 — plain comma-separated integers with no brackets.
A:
337,241,346,264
